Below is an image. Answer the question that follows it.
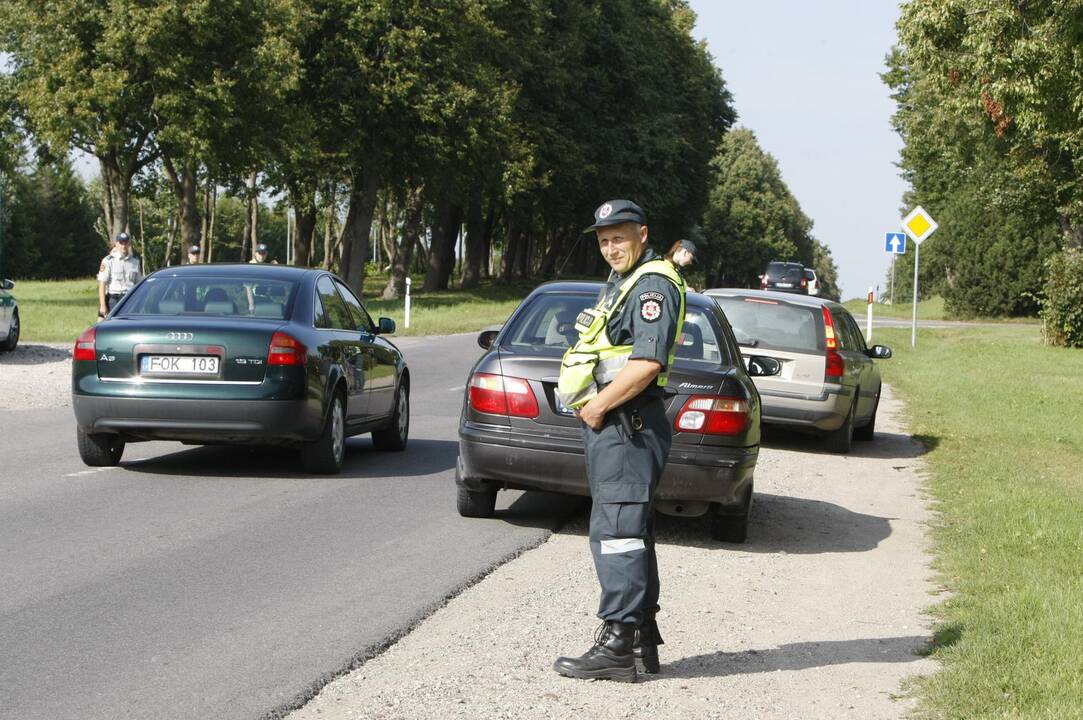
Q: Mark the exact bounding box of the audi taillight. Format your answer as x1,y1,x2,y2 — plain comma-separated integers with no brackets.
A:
73,327,96,361
674,395,750,435
468,372,540,418
822,306,844,379
268,331,306,366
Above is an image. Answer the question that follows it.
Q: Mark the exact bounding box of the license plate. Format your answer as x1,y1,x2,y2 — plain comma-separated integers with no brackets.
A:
141,355,220,376
776,282,793,288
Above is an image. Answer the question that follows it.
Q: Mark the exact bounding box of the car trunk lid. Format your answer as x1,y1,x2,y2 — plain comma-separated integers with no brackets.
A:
92,317,285,384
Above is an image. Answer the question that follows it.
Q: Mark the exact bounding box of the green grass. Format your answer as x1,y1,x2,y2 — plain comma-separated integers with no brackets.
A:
8,279,101,343
874,325,1083,719
10,276,535,343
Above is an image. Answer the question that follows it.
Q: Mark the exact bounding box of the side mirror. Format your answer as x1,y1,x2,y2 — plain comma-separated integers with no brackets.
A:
376,317,396,334
477,326,501,349
745,355,781,377
867,345,892,359
0,279,13,290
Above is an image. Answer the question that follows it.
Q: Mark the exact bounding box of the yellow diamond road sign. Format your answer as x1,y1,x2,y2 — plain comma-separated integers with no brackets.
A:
901,206,938,245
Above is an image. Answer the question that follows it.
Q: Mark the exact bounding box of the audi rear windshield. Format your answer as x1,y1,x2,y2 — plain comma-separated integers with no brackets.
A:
501,291,733,369
119,275,299,319
713,295,825,354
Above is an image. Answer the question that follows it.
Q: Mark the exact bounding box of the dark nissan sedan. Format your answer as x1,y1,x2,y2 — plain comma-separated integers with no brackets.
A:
456,281,780,542
72,264,409,473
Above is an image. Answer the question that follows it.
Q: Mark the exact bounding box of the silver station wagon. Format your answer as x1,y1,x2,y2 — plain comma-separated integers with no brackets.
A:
705,289,892,453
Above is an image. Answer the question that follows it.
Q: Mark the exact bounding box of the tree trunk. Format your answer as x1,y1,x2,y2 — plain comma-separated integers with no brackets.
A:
321,184,336,270
383,186,423,299
293,203,317,267
538,225,564,278
97,155,131,241
161,156,203,257
462,199,485,289
423,200,462,291
206,184,217,263
248,173,259,260
501,212,521,284
340,170,381,292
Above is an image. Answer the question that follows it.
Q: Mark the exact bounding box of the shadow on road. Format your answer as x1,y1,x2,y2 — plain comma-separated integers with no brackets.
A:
0,343,71,366
762,426,935,461
120,437,459,479
538,491,894,555
655,635,931,680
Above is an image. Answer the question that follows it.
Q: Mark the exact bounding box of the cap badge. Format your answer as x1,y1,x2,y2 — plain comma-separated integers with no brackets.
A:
598,203,613,219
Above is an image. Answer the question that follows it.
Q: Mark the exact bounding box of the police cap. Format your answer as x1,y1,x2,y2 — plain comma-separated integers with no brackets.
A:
188,245,201,255
583,199,647,234
256,243,269,253
116,232,131,243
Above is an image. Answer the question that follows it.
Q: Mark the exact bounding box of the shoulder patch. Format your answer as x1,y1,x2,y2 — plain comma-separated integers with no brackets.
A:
640,298,662,322
638,290,664,303
99,262,106,272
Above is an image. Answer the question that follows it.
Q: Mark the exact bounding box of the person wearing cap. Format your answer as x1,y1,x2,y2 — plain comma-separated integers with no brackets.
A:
553,199,686,683
249,243,276,264
665,238,699,291
97,232,143,318
187,245,202,265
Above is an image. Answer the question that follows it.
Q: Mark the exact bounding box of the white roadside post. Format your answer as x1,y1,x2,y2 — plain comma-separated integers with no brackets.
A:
404,276,412,329
900,206,938,348
866,286,874,341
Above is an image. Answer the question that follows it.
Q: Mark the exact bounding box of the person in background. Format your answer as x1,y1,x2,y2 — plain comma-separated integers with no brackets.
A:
664,239,698,291
187,245,201,265
97,232,142,319
249,243,276,264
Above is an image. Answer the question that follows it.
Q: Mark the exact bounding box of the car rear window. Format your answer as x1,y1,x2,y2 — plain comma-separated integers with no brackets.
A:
766,262,804,281
713,295,824,354
501,291,732,369
121,275,298,319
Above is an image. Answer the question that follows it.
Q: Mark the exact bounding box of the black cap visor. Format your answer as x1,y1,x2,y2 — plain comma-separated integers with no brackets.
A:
583,212,646,234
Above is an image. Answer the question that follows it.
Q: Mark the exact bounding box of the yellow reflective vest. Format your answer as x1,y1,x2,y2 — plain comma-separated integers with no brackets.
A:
557,258,686,409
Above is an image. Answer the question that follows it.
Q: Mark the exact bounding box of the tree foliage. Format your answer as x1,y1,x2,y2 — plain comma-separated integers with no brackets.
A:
887,0,1082,317
1,0,753,293
700,128,838,296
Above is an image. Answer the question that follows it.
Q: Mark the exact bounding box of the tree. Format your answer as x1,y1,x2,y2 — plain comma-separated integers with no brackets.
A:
1,0,160,240
4,157,100,279
701,128,817,288
882,8,1070,316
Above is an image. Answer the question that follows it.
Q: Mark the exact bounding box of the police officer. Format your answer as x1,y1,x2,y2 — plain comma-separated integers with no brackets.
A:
97,232,142,318
554,200,685,683
250,243,274,263
186,244,201,265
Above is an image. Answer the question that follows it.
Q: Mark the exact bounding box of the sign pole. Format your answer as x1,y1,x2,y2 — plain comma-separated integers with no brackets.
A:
890,253,896,303
911,241,920,348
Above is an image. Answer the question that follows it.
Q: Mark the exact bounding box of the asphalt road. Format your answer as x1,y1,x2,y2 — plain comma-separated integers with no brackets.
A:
0,333,581,720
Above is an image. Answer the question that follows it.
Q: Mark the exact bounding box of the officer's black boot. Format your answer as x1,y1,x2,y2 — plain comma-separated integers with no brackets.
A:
553,621,638,682
633,610,664,674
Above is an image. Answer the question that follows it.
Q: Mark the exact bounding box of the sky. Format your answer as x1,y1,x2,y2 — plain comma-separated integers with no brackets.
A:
687,0,908,299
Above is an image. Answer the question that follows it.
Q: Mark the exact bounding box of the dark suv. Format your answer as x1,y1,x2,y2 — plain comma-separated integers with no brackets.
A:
760,261,809,294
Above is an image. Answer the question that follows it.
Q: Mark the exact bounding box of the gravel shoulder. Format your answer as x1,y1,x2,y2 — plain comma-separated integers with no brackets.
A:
289,384,938,720
0,343,73,409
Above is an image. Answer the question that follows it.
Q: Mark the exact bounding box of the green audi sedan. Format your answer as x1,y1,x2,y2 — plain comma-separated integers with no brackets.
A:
71,264,409,473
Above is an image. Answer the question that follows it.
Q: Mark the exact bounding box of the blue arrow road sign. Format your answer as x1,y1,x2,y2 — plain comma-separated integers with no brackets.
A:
885,232,907,254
